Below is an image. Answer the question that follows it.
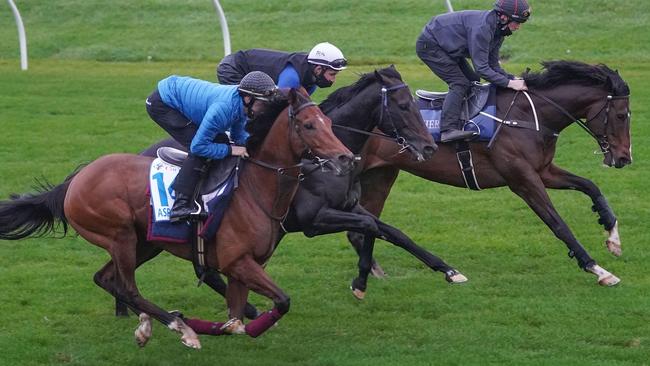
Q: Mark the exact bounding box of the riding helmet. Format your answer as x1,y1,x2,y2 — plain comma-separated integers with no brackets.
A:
307,42,348,71
493,0,531,23
238,71,278,100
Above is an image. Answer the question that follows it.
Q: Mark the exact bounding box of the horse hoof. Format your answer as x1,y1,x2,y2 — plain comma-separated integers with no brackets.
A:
445,269,468,284
447,273,468,284
606,240,622,257
598,274,621,286
220,318,246,335
587,264,620,287
134,313,152,348
351,287,366,300
181,335,202,349
371,263,387,278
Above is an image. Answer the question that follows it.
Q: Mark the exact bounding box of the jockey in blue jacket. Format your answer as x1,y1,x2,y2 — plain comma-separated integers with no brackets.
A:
217,42,348,95
146,71,278,221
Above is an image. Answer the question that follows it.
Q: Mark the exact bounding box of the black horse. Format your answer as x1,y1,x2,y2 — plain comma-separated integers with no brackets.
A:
131,66,467,324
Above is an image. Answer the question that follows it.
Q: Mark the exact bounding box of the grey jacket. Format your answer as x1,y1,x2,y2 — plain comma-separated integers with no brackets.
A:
421,10,512,87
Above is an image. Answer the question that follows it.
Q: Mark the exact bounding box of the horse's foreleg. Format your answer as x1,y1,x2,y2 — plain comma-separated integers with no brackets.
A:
374,219,468,283
224,255,289,338
303,207,380,238
542,164,621,256
200,271,260,320
507,172,620,286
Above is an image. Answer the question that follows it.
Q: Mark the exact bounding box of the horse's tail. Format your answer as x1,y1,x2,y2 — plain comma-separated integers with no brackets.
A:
0,167,82,240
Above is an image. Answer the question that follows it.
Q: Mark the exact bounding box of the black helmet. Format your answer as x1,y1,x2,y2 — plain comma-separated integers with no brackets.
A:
238,71,278,101
494,0,531,23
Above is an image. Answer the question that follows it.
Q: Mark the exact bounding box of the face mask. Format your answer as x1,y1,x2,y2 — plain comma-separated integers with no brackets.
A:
497,22,513,37
243,98,256,119
314,69,334,88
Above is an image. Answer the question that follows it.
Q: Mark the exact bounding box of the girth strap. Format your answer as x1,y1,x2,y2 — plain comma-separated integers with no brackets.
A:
455,141,481,191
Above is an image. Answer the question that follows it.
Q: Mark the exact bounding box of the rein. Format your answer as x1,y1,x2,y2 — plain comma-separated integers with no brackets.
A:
244,99,330,222
526,91,630,154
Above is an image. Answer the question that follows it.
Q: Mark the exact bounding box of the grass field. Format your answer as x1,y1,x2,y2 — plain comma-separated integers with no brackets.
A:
1,1,649,365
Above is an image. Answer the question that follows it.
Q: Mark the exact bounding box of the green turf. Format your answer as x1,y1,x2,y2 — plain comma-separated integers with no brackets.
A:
1,1,649,365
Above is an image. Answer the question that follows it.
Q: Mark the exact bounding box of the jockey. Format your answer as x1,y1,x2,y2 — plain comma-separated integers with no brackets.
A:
416,0,531,142
217,42,347,95
145,71,278,222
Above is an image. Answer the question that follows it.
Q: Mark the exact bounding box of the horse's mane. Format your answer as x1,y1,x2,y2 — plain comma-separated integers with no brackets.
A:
524,60,630,96
319,66,402,113
245,92,289,153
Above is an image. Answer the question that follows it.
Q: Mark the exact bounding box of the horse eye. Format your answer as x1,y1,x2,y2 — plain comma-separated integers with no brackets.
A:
399,103,409,110
616,113,626,120
304,123,315,130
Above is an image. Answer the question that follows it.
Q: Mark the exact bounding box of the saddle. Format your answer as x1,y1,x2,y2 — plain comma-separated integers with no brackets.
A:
156,147,239,196
416,82,492,122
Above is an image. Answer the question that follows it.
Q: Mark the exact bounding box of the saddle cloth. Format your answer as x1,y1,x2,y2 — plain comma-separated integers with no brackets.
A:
147,148,240,243
416,84,497,142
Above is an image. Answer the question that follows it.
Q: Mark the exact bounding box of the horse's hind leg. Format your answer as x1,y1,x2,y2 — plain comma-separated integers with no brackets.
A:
77,225,201,348
542,164,621,256
348,166,401,277
507,170,620,286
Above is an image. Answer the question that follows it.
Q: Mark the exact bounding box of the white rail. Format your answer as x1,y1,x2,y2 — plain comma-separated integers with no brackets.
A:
211,0,231,56
7,0,28,70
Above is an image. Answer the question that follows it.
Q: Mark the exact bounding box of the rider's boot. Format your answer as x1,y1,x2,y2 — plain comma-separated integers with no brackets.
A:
170,154,208,222
440,86,477,143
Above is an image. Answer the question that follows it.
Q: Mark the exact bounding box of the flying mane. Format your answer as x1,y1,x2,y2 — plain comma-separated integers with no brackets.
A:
319,66,402,114
524,60,630,96
245,92,289,153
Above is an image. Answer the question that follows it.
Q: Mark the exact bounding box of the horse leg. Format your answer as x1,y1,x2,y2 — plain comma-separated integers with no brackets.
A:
223,255,290,338
348,205,467,299
200,271,260,320
77,225,201,348
507,171,620,286
541,163,621,256
348,166,401,277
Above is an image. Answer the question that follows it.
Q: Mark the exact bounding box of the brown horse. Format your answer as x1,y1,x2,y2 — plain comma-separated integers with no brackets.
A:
349,61,631,287
0,88,354,348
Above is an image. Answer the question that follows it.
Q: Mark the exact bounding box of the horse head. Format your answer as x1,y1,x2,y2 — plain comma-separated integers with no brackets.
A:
373,65,437,161
320,65,436,162
285,88,354,175
590,72,632,168
525,61,632,169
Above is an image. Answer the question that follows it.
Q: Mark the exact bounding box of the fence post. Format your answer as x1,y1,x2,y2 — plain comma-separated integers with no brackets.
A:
7,0,28,70
211,0,231,56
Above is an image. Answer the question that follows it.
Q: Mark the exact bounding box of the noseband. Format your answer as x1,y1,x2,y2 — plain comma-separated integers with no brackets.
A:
528,91,630,154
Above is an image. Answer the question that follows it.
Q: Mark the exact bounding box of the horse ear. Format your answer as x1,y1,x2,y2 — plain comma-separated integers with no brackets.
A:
288,87,297,103
374,70,384,82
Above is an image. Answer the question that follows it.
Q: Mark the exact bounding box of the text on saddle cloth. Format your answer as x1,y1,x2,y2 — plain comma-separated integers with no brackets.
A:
417,84,497,142
148,157,239,243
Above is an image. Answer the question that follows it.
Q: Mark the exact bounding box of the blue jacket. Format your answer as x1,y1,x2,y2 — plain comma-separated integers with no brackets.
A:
278,64,317,95
158,75,248,159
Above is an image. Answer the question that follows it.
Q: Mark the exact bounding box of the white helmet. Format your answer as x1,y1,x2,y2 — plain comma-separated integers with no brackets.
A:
307,42,348,71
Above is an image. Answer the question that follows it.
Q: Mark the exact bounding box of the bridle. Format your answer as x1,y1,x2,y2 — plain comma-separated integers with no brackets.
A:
332,81,413,154
527,91,630,155
244,98,335,222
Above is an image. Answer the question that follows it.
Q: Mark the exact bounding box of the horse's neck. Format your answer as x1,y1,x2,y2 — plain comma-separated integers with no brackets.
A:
329,92,377,154
241,113,300,217
535,85,607,133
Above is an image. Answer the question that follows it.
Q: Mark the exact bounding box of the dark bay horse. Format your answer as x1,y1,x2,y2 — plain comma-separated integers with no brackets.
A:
0,88,353,348
138,67,466,316
349,61,631,287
